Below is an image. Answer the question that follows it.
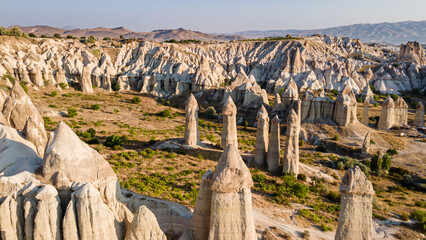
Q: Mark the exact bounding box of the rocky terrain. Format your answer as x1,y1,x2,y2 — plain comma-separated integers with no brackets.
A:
0,33,425,239
14,25,244,41
228,20,426,45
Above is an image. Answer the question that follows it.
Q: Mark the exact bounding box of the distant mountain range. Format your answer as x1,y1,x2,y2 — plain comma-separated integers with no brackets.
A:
15,25,244,42
12,20,426,44
223,20,426,44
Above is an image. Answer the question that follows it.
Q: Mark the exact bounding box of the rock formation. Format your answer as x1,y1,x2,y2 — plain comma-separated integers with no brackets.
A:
397,41,426,65
208,145,256,240
80,67,93,93
362,132,371,155
361,84,375,104
254,105,269,166
378,96,395,130
362,101,369,126
335,166,375,240
184,94,199,146
415,101,425,128
181,170,213,240
2,82,48,154
33,185,62,240
267,115,280,173
221,96,238,149
125,206,167,240
283,109,300,176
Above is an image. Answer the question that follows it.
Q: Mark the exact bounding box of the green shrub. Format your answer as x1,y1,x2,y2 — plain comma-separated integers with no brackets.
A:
114,108,119,113
320,224,332,232
317,145,327,153
157,109,173,118
332,135,339,141
205,106,218,119
131,96,141,104
293,183,310,199
59,83,67,89
337,161,345,170
370,153,382,172
53,33,61,38
112,81,120,91
297,174,307,182
386,148,398,156
90,104,100,110
299,139,304,147
104,134,123,148
48,104,57,108
390,94,399,101
67,108,78,118
330,89,338,96
252,174,267,183
50,91,58,97
410,210,426,233
381,154,392,173
28,33,37,38
415,201,426,208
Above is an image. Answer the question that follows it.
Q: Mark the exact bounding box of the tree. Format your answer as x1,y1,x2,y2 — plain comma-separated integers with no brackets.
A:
370,153,382,172
381,154,392,173
40,35,48,38
66,35,74,39
87,35,96,43
102,37,111,41
119,35,124,40
28,33,37,38
53,33,61,38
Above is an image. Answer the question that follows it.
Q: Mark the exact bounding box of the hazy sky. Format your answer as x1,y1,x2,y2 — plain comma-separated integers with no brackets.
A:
2,0,426,33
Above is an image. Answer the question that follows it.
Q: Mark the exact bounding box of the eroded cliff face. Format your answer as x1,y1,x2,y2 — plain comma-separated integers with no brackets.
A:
1,36,425,104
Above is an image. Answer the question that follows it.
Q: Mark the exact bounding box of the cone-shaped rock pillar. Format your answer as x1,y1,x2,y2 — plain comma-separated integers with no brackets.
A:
335,166,375,240
266,115,280,172
184,94,200,146
415,102,425,128
378,96,395,130
221,96,238,149
254,106,269,166
208,145,256,240
362,101,369,126
283,109,300,176
362,132,371,155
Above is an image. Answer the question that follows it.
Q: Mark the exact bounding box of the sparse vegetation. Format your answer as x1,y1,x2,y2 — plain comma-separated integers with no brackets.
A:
67,108,78,118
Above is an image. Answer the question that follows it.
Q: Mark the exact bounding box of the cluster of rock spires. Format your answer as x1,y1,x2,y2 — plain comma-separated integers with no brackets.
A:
1,36,425,110
377,96,409,130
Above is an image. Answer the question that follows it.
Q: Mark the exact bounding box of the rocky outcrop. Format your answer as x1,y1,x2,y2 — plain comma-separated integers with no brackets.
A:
33,185,62,240
362,132,371,155
361,84,375,104
221,96,238,149
415,101,425,128
79,67,93,93
2,82,48,155
378,96,395,130
362,101,369,126
208,145,256,240
181,170,213,240
184,94,199,146
255,105,269,167
267,115,280,173
394,97,408,126
125,206,166,240
283,109,300,176
335,166,375,240
397,41,426,65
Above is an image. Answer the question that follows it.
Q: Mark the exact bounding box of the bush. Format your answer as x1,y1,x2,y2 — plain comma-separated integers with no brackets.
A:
337,161,345,170
317,145,327,153
330,89,338,96
48,104,57,108
415,201,426,208
370,153,382,172
293,183,310,199
67,108,78,118
111,81,120,91
86,128,96,137
332,134,339,141
320,224,332,232
381,154,392,173
29,33,37,38
91,104,100,110
104,134,123,148
299,139,304,147
66,35,74,39
50,91,58,97
297,174,307,182
205,106,217,119
252,174,267,183
53,33,61,38
386,148,398,156
410,210,426,233
390,94,399,101
131,96,141,104
157,109,173,118
59,83,67,89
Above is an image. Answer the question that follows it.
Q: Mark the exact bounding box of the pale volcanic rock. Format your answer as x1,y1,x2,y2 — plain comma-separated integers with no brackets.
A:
378,96,395,130
362,101,369,126
33,185,62,240
23,116,48,157
397,41,426,65
362,132,371,155
254,105,269,167
42,121,119,206
125,206,166,240
283,109,300,176
63,183,119,240
394,97,408,126
414,101,425,128
335,166,375,240
208,145,256,240
0,89,8,109
0,196,22,240
266,115,280,173
272,93,282,112
79,67,93,93
184,94,200,146
361,84,375,104
181,170,213,240
333,93,357,126
221,96,238,149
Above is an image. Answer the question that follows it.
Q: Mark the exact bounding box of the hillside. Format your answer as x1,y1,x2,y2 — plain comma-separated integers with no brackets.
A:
15,25,244,41
226,20,426,44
